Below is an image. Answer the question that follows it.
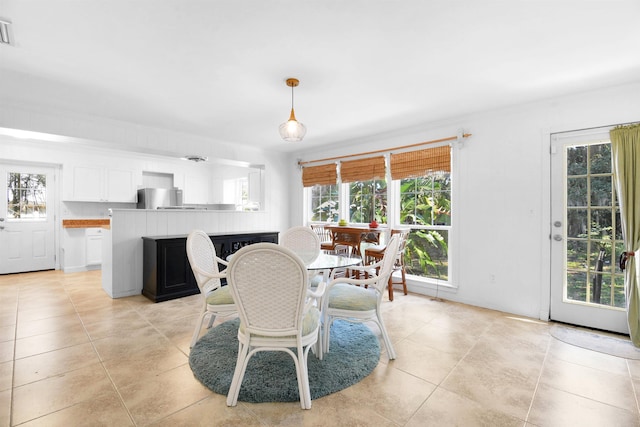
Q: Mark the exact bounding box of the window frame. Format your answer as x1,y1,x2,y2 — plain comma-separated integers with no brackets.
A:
303,146,456,287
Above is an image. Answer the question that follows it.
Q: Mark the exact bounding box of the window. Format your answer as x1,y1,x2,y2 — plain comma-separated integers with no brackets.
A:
6,172,47,220
399,173,451,280
303,144,453,284
309,183,340,222
348,179,387,224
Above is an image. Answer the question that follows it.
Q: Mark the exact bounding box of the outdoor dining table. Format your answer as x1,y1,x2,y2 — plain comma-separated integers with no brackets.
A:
325,225,386,257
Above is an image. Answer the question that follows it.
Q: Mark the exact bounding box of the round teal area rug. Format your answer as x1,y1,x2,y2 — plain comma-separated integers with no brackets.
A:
189,318,380,403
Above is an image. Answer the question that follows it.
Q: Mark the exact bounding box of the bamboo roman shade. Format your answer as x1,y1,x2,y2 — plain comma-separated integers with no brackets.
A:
340,156,386,183
390,145,451,180
301,163,337,187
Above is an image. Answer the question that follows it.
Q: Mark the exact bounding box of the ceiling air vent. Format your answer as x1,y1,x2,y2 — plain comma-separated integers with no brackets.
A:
183,155,208,163
0,19,13,46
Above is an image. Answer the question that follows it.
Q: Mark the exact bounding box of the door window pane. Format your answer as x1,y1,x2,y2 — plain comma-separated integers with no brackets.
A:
590,176,612,206
6,173,47,219
564,143,623,309
567,146,588,175
589,143,612,174
567,177,587,206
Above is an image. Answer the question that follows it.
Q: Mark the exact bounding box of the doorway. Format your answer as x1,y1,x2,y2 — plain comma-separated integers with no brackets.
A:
0,163,57,274
549,128,628,334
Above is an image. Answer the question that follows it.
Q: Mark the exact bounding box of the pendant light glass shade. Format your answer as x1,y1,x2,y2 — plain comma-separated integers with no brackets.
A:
279,78,306,142
279,108,307,142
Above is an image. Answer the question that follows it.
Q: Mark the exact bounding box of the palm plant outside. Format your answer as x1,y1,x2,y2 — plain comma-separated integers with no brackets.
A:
398,175,450,280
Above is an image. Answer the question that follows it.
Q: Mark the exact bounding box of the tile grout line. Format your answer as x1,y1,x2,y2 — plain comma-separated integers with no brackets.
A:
64,280,139,427
625,359,640,420
523,331,552,424
9,279,21,427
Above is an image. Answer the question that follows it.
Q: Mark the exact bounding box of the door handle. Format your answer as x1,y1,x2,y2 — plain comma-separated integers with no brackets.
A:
553,234,563,241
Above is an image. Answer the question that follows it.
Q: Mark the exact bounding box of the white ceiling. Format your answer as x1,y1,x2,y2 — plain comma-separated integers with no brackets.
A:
1,1,639,153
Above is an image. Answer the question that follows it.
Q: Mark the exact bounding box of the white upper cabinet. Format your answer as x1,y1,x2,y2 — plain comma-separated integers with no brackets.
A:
63,163,138,202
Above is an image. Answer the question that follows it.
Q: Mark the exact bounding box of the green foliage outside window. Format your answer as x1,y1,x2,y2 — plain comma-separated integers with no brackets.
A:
565,143,624,308
310,184,340,222
309,172,451,281
348,180,387,224
399,174,451,280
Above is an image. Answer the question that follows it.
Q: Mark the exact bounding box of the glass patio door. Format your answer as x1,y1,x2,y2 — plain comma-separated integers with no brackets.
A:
550,129,628,333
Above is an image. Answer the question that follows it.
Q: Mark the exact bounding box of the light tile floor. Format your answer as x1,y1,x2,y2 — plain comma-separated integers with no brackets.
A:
1,270,639,426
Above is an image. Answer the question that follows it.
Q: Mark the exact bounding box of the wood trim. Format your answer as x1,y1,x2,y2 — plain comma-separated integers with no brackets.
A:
62,219,110,229
298,133,471,166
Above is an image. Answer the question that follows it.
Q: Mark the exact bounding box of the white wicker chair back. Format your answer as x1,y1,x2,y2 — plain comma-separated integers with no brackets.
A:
374,234,401,293
186,229,224,294
228,242,308,335
280,226,321,265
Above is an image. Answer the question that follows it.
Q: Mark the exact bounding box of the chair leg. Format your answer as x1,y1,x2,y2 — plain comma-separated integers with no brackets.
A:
227,341,250,407
190,311,208,348
322,315,333,355
387,275,394,301
296,344,312,409
206,313,216,328
376,313,396,360
315,326,323,360
401,266,408,295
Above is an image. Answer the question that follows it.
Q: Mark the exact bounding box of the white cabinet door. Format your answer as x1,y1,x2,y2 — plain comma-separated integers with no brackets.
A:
63,165,137,202
105,169,136,202
68,165,104,202
86,228,103,265
183,169,210,204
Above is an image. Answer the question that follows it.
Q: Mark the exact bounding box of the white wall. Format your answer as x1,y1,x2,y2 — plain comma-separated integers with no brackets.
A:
290,82,640,320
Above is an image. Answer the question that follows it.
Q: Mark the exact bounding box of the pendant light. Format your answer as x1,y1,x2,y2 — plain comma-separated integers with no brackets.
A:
279,78,307,142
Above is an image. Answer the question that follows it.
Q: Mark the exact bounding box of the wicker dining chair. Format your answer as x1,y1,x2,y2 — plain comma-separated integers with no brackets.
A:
225,243,325,409
310,223,335,252
280,226,321,265
364,228,410,301
186,229,236,348
322,235,401,360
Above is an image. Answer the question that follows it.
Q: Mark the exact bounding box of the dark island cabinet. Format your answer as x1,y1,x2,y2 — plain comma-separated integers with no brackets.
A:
142,231,278,302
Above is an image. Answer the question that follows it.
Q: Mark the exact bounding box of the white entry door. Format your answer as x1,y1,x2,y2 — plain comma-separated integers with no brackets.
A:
550,128,628,334
0,164,56,274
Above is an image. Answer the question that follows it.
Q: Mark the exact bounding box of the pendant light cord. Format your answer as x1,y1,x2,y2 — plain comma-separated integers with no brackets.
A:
291,84,295,111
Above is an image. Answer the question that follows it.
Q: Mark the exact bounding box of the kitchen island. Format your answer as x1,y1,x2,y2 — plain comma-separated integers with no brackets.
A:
101,208,282,299
142,231,278,302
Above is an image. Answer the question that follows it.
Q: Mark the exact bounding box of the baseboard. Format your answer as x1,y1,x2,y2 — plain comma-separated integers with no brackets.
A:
63,265,102,273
